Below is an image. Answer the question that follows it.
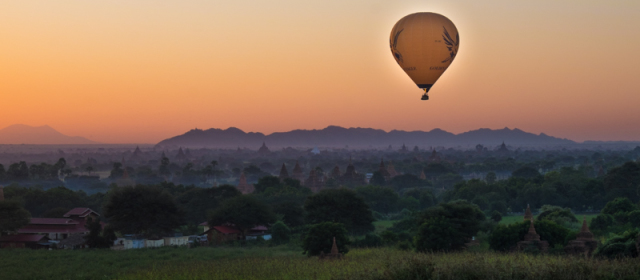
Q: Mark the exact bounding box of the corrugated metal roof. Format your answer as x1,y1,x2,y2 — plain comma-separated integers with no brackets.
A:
63,208,99,218
29,218,78,225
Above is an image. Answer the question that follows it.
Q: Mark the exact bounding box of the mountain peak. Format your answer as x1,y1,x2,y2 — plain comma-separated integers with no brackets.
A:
0,124,98,144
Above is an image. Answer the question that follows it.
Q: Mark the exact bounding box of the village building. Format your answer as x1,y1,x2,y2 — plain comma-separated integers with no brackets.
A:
279,163,289,182
564,217,599,257
205,225,241,245
236,172,254,194
0,235,50,249
516,219,549,252
17,208,100,241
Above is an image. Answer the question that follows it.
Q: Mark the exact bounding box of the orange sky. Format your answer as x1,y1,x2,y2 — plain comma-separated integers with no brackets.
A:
1,1,639,144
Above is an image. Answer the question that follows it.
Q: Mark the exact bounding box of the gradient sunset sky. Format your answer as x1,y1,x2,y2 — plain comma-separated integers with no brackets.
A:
1,1,639,144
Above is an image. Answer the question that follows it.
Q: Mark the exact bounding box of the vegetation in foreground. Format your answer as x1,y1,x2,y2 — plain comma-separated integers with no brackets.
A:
121,248,640,280
2,246,640,280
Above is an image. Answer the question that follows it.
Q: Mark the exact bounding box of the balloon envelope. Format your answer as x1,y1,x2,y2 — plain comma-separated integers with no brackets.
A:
390,13,459,99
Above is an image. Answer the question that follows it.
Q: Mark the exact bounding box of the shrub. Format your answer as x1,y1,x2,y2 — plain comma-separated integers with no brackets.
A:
590,214,614,233
270,221,291,245
490,210,502,222
594,229,639,259
627,210,640,227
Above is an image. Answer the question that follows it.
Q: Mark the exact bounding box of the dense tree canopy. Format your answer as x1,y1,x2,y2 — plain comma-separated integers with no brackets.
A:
0,201,31,234
208,195,276,238
304,188,374,234
302,222,350,256
103,185,184,237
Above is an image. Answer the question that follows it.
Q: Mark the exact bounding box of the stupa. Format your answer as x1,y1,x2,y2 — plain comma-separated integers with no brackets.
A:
564,216,598,257
517,219,549,252
319,237,342,260
278,163,289,182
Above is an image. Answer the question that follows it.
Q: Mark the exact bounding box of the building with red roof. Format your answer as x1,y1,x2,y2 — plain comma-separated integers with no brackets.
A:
17,208,100,240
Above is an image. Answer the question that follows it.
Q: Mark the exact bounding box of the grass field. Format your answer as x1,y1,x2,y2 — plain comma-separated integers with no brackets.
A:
3,245,640,280
500,214,599,225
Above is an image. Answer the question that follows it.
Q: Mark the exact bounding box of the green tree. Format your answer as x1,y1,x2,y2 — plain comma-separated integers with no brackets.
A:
304,188,374,234
537,205,578,227
0,201,31,235
415,217,460,252
6,162,29,181
159,157,171,177
208,195,276,239
109,162,124,179
272,201,305,227
602,197,638,215
175,184,241,224
490,210,503,222
512,166,541,179
302,222,350,256
84,218,116,248
103,185,184,237
355,185,398,214
370,171,386,186
485,172,497,184
270,221,291,245
594,229,639,259
253,176,282,193
420,200,486,244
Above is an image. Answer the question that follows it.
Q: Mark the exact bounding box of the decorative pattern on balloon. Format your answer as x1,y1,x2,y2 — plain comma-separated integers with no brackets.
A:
390,29,404,64
441,27,459,63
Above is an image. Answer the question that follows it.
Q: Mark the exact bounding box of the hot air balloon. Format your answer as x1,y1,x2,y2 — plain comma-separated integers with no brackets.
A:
390,13,459,100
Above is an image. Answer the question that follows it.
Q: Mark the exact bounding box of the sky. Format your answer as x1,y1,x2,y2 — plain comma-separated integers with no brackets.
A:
1,0,639,144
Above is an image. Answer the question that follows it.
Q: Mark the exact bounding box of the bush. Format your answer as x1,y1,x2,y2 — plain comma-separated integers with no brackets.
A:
628,210,640,227
490,210,502,222
380,230,398,245
270,221,291,245
590,214,614,233
301,222,350,256
594,229,639,259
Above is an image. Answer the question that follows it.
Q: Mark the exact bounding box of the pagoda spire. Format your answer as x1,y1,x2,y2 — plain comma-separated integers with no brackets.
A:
524,204,533,221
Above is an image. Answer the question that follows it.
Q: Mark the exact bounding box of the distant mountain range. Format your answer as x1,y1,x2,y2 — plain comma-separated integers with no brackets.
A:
155,126,577,149
0,124,98,145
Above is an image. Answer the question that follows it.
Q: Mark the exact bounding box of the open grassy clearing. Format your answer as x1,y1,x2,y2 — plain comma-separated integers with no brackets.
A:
500,214,598,225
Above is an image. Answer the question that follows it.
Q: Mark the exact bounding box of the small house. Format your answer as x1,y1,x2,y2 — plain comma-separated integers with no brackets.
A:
0,235,50,249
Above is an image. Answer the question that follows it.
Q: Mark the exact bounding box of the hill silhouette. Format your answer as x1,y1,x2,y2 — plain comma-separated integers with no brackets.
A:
0,124,98,145
156,126,575,149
